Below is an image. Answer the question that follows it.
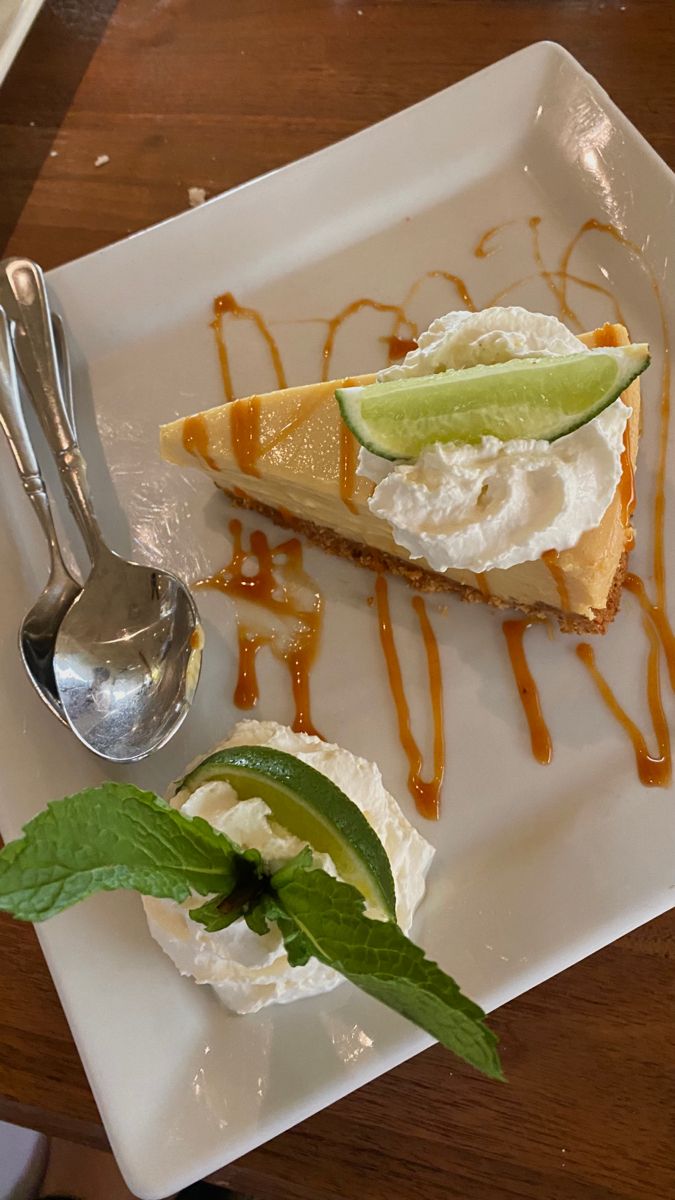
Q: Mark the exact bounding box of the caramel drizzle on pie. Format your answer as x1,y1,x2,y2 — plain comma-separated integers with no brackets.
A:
199,216,673,812
320,298,416,513
559,222,672,631
557,221,673,786
474,572,491,599
230,396,262,478
181,413,219,471
542,551,570,612
211,292,286,477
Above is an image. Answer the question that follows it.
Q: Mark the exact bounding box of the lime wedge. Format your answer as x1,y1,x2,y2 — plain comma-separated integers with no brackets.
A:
177,746,396,918
336,344,649,460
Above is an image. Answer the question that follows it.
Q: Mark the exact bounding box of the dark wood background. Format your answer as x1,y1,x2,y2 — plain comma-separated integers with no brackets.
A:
1,2,674,1197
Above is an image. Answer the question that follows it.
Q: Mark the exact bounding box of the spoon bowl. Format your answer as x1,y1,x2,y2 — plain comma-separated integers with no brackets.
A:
20,565,82,726
0,306,82,726
2,256,203,761
55,547,202,761
18,312,82,723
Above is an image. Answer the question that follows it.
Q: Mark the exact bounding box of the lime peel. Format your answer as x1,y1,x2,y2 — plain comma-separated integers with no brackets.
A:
178,745,397,919
337,344,649,461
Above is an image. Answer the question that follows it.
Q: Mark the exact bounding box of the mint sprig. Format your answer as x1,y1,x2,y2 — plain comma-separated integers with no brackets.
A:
271,852,503,1079
0,783,242,921
0,783,501,1078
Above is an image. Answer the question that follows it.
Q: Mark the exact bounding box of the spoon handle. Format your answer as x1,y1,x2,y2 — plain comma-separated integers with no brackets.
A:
51,312,76,437
0,307,74,578
0,258,104,563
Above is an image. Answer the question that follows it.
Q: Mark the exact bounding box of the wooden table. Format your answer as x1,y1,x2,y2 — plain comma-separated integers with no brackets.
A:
1,3,674,1197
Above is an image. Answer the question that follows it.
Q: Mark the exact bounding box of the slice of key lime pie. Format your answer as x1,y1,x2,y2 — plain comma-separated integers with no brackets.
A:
161,308,648,632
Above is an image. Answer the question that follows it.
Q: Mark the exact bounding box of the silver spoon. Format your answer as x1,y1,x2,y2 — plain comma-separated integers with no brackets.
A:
51,312,75,431
0,307,81,726
1,257,203,762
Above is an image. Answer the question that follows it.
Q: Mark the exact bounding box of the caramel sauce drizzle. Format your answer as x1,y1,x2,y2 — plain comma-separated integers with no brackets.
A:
212,291,287,401
210,292,287,478
485,216,671,786
182,413,219,471
474,572,491,599
474,221,519,258
619,419,636,538
486,270,626,327
559,220,672,645
321,298,414,381
321,298,416,513
230,395,262,477
478,215,626,326
502,619,552,765
189,627,204,652
338,424,359,515
558,220,634,318
528,215,563,312
398,269,476,317
374,576,445,820
625,572,675,691
557,220,674,777
541,550,570,612
588,321,636,535
576,625,670,787
527,216,627,325
383,334,418,363
196,519,323,737
232,630,262,709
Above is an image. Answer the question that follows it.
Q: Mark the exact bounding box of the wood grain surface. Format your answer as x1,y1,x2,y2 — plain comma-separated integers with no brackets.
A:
1,2,674,1198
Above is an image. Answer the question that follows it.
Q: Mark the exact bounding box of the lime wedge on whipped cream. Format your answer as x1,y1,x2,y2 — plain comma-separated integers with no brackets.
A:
336,344,650,461
178,745,397,918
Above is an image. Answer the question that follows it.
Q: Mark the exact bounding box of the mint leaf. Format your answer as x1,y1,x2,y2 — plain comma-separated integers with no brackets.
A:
244,887,312,963
0,783,242,922
190,850,265,932
272,862,502,1079
270,846,313,886
251,848,315,962
190,894,248,932
244,896,273,937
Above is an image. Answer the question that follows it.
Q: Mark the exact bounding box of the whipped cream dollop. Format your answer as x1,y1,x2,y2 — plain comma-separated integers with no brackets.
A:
379,306,586,380
358,307,629,573
143,721,435,1014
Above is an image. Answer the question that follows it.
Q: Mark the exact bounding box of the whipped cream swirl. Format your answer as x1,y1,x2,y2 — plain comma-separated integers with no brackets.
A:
379,306,586,378
144,721,434,1014
358,307,630,573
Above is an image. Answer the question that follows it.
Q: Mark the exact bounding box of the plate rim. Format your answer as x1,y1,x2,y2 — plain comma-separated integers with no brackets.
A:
48,39,675,291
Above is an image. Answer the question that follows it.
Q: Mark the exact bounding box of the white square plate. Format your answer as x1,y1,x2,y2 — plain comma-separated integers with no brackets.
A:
1,42,674,1199
0,0,42,86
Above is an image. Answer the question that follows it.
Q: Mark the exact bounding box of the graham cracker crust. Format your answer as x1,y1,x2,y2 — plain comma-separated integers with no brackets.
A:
221,488,628,634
